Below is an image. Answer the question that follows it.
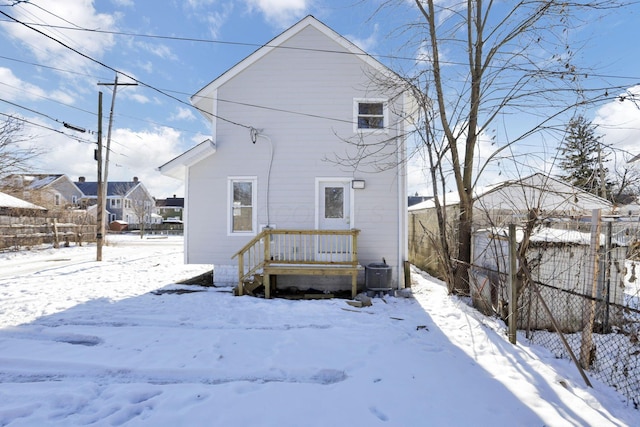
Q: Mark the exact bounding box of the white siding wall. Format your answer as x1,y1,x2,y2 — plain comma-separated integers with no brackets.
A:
187,24,405,287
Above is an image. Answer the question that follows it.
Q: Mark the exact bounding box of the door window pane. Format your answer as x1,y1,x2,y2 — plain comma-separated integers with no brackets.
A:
325,187,344,218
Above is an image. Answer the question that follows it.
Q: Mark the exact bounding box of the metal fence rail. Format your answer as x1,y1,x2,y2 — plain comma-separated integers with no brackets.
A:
469,224,640,409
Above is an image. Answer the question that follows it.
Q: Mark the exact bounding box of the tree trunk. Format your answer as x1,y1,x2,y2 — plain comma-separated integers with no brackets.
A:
453,195,472,295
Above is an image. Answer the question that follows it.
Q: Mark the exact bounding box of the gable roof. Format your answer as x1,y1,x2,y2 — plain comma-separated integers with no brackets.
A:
76,181,141,198
409,173,613,213
2,174,65,190
191,15,399,119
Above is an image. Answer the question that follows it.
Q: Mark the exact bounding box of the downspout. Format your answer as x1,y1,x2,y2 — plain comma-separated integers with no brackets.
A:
397,93,408,289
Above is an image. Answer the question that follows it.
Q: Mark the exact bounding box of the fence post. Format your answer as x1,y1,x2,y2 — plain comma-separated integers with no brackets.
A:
508,223,517,344
580,209,601,369
52,218,60,249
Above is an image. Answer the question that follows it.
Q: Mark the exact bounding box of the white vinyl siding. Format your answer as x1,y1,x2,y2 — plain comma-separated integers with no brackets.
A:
181,22,407,287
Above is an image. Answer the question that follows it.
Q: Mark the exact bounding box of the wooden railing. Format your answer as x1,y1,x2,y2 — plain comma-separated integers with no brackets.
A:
232,228,361,297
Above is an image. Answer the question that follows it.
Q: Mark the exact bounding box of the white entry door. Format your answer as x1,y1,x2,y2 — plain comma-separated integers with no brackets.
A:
318,180,351,230
317,179,352,261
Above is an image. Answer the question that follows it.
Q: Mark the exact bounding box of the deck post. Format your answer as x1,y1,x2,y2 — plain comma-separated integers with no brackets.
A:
237,253,244,296
264,273,271,299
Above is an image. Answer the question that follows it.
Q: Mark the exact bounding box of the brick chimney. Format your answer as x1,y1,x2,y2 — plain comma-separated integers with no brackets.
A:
133,177,139,183
78,176,85,182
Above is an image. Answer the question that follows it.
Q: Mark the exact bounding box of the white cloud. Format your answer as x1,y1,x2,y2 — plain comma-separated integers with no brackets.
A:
186,0,218,8
136,42,177,60
111,0,134,7
0,68,47,101
20,120,187,197
136,61,154,74
245,0,310,28
594,85,640,162
170,107,196,122
106,127,187,197
346,24,379,54
1,0,117,73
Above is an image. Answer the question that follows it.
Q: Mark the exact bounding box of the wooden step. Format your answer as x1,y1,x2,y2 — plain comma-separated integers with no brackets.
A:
243,274,264,295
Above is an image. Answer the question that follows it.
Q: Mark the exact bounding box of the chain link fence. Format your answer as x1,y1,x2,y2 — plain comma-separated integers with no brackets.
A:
470,221,640,408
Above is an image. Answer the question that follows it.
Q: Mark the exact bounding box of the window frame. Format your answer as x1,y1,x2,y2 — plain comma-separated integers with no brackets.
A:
353,98,388,133
227,176,258,236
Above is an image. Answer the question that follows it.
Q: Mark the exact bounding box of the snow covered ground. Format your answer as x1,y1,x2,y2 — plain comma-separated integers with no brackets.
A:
0,234,637,426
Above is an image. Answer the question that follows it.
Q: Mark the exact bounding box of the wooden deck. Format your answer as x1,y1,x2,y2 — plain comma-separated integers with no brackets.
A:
232,229,361,298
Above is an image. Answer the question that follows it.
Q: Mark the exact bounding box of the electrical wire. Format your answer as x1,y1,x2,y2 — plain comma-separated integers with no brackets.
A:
0,9,253,130
2,15,640,82
0,111,94,144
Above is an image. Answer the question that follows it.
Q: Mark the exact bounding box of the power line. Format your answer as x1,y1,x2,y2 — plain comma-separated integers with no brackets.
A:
2,15,640,82
0,9,254,130
0,111,94,144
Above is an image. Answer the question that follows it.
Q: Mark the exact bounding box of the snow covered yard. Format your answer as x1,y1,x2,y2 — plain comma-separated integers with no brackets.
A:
0,235,637,426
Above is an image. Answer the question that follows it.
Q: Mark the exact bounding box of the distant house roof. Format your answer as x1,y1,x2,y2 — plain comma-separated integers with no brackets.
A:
156,197,184,208
76,180,140,197
409,173,613,214
2,174,65,190
0,191,47,210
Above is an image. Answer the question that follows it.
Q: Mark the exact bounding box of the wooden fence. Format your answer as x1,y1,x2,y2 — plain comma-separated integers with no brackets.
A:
0,215,96,251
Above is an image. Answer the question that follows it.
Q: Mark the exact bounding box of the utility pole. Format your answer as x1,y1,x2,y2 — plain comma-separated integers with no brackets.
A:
97,75,137,244
96,91,104,261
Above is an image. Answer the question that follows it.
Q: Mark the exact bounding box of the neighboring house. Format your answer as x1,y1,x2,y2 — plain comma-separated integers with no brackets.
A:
408,173,618,324
408,173,615,277
472,226,628,332
0,174,83,212
0,191,47,215
75,176,156,225
160,16,412,292
155,195,184,222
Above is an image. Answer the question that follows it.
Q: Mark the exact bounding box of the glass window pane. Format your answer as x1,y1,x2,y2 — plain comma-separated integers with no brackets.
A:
325,187,344,218
233,182,252,206
358,116,384,129
233,207,253,231
359,103,383,115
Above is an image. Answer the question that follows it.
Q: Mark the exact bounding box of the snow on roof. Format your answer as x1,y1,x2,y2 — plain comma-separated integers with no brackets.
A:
0,191,47,210
408,173,612,213
478,226,628,246
27,175,60,190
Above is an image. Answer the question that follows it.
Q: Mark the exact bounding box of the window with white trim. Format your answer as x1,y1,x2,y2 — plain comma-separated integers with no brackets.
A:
228,177,257,234
354,98,388,132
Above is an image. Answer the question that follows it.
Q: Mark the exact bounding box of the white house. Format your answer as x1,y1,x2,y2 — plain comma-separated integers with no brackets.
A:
160,16,413,294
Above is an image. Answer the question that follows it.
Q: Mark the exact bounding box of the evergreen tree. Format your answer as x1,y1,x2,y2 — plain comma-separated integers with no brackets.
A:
558,115,610,197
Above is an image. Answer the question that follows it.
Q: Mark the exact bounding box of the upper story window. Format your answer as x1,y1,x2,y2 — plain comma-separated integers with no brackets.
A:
228,177,257,235
110,198,122,208
54,194,61,206
354,98,388,132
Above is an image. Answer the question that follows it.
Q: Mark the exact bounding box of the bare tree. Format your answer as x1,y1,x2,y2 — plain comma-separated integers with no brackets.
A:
375,0,631,295
0,115,40,177
609,155,640,205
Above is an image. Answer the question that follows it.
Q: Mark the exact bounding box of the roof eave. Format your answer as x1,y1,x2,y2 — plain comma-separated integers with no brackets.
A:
158,139,217,180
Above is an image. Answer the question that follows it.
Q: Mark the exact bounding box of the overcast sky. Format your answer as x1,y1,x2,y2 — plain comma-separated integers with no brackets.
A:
1,1,640,198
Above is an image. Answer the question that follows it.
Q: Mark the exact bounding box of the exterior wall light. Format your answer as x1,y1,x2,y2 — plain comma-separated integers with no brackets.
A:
352,180,365,189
